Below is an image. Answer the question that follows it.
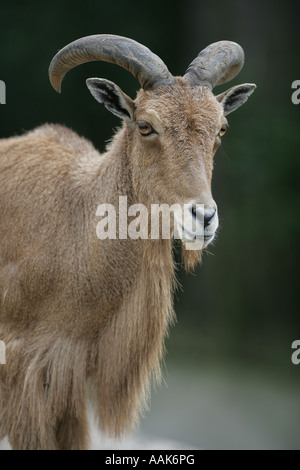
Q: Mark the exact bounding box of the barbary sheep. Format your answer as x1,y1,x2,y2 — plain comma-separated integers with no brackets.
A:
0,35,256,449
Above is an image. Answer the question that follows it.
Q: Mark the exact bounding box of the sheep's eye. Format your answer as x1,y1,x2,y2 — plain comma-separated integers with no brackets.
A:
137,121,155,136
218,124,228,137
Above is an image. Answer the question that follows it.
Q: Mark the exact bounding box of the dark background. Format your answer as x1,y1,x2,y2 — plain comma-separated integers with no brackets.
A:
1,0,299,449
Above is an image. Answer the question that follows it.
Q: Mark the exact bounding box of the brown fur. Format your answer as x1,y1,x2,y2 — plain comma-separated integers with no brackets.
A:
0,78,223,449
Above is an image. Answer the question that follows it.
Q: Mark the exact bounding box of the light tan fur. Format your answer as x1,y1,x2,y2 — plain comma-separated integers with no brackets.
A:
0,78,224,449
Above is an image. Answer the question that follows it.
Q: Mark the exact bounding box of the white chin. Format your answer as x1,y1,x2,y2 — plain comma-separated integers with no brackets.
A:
182,232,215,250
176,223,216,250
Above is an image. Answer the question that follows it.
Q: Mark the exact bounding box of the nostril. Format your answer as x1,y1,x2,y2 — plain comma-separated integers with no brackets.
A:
191,205,217,228
204,210,216,228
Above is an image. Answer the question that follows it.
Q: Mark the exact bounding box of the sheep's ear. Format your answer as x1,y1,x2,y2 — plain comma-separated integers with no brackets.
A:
216,83,256,116
86,78,135,121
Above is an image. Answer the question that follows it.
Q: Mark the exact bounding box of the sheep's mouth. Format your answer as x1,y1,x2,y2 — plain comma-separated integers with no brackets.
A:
173,203,218,249
174,222,216,249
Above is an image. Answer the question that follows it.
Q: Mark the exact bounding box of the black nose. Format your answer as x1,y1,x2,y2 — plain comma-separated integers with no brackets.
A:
204,210,216,228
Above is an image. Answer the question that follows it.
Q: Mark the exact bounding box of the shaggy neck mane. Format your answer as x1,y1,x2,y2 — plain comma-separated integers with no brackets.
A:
90,126,176,436
76,124,201,436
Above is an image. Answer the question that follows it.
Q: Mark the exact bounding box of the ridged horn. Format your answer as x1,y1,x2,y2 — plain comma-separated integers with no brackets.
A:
184,41,245,89
49,34,175,93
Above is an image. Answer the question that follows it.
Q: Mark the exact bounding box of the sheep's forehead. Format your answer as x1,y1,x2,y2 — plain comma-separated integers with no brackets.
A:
135,85,223,134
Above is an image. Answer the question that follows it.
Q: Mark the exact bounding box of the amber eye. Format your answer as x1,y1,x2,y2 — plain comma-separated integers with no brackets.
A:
218,124,228,137
137,121,155,136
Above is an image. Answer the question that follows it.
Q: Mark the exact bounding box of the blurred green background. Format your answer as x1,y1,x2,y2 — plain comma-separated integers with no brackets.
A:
1,0,299,450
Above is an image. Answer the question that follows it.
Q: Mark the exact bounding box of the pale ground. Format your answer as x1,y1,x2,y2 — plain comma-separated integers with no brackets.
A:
1,361,299,450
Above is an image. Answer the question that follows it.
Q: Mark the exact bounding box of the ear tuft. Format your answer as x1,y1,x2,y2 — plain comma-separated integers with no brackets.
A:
86,78,135,121
216,83,256,116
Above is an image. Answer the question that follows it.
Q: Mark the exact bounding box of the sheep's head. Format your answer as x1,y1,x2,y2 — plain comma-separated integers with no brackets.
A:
49,35,256,249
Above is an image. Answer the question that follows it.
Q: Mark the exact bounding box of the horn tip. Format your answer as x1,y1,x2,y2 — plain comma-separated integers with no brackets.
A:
49,72,62,94
48,58,62,93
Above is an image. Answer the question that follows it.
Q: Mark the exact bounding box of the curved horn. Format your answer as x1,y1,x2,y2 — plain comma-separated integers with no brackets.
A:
184,41,244,89
49,34,175,93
